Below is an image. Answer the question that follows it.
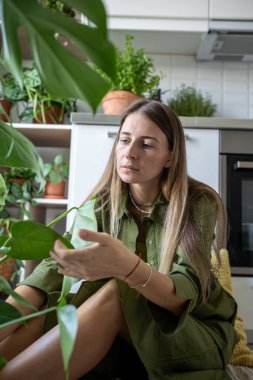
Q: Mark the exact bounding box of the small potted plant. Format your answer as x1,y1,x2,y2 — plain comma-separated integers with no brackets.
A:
168,85,217,117
98,35,162,115
20,66,77,124
42,154,69,198
0,63,27,122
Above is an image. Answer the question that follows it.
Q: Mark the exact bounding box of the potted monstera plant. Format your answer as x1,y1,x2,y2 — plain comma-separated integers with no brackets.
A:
0,0,116,377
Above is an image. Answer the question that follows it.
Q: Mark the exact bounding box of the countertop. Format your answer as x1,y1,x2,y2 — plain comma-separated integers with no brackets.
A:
71,113,253,130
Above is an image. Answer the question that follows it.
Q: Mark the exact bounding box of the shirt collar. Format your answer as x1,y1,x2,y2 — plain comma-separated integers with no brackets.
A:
118,187,168,225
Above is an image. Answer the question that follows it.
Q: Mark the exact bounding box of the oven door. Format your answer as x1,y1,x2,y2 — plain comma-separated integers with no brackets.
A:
222,154,253,275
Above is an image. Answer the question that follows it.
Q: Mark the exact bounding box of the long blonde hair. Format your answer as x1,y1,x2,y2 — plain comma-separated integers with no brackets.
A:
86,99,227,301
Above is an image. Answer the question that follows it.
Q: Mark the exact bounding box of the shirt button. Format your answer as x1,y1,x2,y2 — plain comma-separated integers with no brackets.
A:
150,260,155,265
148,240,153,245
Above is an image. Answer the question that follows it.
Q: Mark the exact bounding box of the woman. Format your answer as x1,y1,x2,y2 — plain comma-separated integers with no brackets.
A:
0,100,237,379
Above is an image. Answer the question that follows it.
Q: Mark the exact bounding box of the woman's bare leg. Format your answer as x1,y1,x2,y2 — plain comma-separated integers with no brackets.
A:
0,313,45,361
0,279,129,380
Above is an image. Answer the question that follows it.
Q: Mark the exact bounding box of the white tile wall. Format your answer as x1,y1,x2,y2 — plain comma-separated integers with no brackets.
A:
153,54,253,118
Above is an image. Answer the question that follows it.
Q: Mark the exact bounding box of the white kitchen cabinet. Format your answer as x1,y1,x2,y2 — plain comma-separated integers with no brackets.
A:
103,0,208,32
185,129,219,193
210,0,253,20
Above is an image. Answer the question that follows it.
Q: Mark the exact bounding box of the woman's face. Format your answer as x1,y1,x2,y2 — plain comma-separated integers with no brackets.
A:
116,112,171,187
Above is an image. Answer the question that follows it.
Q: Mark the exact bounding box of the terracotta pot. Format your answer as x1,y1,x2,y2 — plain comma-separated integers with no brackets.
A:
8,178,25,185
45,180,65,199
33,105,64,124
0,99,12,122
101,90,140,115
0,253,17,281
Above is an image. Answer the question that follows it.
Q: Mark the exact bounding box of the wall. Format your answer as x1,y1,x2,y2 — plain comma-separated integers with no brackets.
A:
153,54,253,118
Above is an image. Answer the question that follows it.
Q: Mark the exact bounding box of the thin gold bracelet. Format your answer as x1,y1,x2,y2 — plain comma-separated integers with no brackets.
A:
130,263,152,288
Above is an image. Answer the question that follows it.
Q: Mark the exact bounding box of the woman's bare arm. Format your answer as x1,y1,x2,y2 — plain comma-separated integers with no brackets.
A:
0,285,46,342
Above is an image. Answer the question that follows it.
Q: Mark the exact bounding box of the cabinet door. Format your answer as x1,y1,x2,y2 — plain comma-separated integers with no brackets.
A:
67,125,118,228
184,129,219,193
103,0,208,32
210,0,253,20
232,277,253,333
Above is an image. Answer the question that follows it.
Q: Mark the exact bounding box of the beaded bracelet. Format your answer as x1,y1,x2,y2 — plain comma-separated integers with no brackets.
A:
123,256,141,281
130,263,152,288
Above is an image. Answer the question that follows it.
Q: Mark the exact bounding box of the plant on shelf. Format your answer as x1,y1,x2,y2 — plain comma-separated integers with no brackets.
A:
98,34,162,114
42,154,69,198
19,66,77,124
40,0,75,17
168,85,217,117
0,63,27,122
0,0,116,376
1,167,39,219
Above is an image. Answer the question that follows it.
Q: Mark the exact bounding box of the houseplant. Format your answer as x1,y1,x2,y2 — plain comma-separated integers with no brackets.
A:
19,66,77,124
0,0,116,376
98,34,161,114
42,154,69,198
0,65,27,122
168,85,217,117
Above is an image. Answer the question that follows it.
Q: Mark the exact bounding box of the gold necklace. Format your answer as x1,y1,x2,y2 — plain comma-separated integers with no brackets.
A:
129,190,155,215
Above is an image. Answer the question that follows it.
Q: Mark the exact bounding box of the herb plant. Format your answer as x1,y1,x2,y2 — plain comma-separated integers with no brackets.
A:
43,154,69,184
98,35,161,98
168,85,217,117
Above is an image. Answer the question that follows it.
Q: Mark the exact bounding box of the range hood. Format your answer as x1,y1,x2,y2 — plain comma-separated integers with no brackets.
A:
197,20,253,61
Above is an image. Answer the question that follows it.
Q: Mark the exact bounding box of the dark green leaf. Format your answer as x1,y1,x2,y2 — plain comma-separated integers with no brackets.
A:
1,0,116,112
0,121,45,192
0,356,7,370
0,174,7,206
0,299,21,324
5,220,73,260
57,305,78,373
0,276,37,311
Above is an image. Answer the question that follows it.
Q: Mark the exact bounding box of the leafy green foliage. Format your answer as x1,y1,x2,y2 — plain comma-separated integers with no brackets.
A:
168,85,217,117
4,220,73,260
0,120,45,192
1,167,39,220
43,154,69,183
0,174,7,206
1,0,116,112
57,305,78,375
19,66,77,123
98,35,161,98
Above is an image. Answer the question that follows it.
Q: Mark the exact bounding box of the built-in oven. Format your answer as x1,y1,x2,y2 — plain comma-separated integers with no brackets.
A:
220,130,253,276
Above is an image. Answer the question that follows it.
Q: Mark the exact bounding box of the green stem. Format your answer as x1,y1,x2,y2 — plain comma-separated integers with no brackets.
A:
47,206,78,228
0,255,8,263
0,306,57,329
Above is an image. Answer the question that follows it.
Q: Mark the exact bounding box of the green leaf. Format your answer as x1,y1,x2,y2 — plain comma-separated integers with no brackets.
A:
0,174,7,206
54,154,63,166
57,305,78,374
0,276,37,311
49,171,61,183
0,120,45,192
0,299,21,324
0,247,11,255
0,356,7,370
1,0,116,112
5,220,73,260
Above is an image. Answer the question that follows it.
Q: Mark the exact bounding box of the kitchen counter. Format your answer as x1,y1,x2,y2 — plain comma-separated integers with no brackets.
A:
71,113,253,130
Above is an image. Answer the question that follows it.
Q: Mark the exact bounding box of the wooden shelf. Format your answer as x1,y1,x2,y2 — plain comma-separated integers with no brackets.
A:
13,124,72,147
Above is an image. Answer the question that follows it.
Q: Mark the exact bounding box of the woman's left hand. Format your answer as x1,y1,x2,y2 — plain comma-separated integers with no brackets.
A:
50,229,136,281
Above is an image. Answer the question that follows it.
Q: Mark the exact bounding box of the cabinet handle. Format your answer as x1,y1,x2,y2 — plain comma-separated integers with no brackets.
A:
107,132,118,138
234,161,253,170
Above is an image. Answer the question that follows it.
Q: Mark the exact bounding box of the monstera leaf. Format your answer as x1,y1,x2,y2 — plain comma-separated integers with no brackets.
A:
0,0,116,112
0,120,45,191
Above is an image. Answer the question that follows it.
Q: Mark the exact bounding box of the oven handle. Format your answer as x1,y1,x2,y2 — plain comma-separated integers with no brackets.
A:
234,161,253,170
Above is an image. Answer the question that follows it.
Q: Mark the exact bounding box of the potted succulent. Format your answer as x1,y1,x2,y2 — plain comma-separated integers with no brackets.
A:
168,85,217,117
98,34,162,115
19,66,77,124
42,154,69,198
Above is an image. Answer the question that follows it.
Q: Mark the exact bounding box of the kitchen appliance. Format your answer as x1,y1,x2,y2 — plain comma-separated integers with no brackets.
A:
197,20,253,62
220,130,253,275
